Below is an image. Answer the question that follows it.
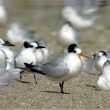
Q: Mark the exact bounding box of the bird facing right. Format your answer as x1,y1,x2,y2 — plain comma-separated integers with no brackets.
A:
25,43,89,93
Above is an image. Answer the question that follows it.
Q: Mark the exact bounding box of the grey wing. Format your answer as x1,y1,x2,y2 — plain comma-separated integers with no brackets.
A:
39,56,69,78
0,69,19,85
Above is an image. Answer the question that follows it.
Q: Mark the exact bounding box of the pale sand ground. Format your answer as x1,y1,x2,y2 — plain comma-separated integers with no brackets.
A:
0,1,110,109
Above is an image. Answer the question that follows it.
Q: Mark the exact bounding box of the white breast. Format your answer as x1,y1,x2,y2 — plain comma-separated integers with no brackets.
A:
97,65,110,90
95,57,107,71
15,49,37,67
58,54,82,81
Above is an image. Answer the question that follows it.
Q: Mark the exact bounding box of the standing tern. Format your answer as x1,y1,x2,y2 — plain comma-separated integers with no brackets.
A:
15,41,46,68
94,51,108,71
97,60,110,90
15,41,46,82
25,43,89,93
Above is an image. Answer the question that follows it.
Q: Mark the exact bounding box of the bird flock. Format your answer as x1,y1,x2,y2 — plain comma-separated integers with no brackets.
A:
0,0,109,94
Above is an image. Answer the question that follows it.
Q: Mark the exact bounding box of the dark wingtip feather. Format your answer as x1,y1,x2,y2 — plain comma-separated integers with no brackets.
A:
24,63,45,75
24,63,33,68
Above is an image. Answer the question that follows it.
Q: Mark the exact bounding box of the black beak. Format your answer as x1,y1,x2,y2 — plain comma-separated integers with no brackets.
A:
3,41,15,46
37,45,46,49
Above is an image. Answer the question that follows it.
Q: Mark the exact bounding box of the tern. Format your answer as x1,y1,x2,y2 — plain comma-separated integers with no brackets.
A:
25,43,89,93
97,60,110,90
93,51,108,71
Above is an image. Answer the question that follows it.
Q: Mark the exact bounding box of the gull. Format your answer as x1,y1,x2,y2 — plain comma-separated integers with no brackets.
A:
62,0,98,28
0,38,15,70
6,23,36,44
58,21,79,52
96,60,110,90
25,43,89,93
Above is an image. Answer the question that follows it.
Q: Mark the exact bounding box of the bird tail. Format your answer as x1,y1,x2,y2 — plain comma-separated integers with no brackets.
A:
24,63,45,75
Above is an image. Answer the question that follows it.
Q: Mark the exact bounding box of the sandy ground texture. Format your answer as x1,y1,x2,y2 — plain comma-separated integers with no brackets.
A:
0,1,110,109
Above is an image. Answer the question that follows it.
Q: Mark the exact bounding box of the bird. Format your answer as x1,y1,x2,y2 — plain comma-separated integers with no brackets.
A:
6,22,36,44
96,60,110,90
0,38,15,70
15,41,46,82
15,41,46,68
93,51,108,71
58,21,79,52
24,43,89,94
0,68,26,86
35,40,52,64
0,49,25,86
62,0,98,29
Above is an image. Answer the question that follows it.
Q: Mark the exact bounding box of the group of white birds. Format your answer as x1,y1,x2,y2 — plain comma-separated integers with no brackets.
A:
0,0,109,94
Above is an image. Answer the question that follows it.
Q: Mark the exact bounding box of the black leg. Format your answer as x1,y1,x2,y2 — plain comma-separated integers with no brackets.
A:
33,73,37,84
20,73,22,80
59,81,64,94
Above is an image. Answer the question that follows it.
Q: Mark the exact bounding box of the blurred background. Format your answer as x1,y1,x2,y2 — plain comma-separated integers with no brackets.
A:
2,0,110,54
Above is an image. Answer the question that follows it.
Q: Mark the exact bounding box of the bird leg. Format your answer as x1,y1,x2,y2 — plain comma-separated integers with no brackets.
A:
20,73,22,80
33,73,37,84
59,81,64,94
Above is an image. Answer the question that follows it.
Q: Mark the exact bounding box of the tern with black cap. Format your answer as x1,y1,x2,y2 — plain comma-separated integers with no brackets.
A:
25,43,89,93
